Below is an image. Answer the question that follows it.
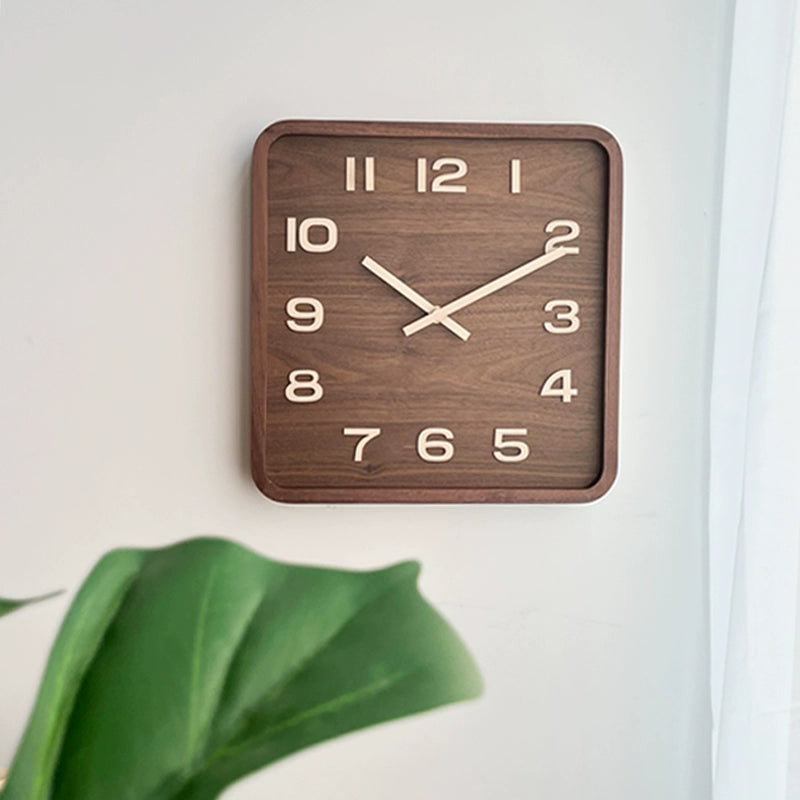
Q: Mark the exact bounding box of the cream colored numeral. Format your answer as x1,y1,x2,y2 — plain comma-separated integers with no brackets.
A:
540,369,578,403
510,159,521,193
417,427,455,462
493,428,530,463
285,369,323,403
285,216,297,251
543,300,580,334
416,158,468,193
432,158,468,192
544,219,580,254
285,217,338,253
343,427,381,462
416,158,427,192
286,297,324,332
345,156,375,191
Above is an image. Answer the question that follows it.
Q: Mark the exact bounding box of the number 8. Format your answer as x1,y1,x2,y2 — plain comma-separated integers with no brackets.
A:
285,370,323,403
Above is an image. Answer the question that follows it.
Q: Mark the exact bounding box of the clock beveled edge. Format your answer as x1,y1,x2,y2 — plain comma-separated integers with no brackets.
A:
253,476,619,505
250,119,622,505
252,118,623,158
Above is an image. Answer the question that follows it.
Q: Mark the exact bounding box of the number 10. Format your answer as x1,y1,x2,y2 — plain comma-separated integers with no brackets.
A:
285,217,338,253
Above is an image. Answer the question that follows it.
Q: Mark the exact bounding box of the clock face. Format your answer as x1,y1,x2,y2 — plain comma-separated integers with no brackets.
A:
251,120,622,503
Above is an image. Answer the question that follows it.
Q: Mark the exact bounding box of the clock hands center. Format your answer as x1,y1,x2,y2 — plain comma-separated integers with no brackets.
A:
360,256,471,341
402,247,571,337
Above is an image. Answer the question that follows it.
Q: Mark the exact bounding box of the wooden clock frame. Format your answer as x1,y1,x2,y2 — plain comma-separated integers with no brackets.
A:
251,120,622,503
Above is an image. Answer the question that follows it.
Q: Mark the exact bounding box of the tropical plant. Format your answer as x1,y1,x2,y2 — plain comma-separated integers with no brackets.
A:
0,538,482,799
0,592,62,620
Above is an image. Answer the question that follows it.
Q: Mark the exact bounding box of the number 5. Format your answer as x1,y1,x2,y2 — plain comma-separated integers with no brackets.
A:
493,429,530,463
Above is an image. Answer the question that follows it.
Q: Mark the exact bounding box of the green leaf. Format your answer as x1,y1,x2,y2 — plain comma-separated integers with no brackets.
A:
4,538,482,800
0,591,62,620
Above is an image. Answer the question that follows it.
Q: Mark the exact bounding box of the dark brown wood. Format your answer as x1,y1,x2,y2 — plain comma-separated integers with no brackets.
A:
251,120,622,503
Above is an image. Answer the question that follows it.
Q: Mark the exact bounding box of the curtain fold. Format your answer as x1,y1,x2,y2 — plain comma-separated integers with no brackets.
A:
709,0,800,797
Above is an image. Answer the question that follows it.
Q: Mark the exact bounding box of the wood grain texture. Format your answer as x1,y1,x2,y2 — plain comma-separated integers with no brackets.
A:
251,120,622,503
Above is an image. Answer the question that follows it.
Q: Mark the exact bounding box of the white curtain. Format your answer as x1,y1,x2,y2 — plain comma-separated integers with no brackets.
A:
709,0,800,796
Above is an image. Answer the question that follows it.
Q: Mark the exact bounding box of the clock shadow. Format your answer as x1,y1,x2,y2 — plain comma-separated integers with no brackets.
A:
237,154,254,486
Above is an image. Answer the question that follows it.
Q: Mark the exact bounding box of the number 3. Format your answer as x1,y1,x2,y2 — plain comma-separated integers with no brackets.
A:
543,300,580,334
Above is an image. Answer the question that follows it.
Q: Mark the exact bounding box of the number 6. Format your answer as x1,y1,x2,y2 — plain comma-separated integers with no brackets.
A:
417,428,455,462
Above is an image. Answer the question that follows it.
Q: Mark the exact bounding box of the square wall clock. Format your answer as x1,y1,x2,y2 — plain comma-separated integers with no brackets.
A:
251,120,622,503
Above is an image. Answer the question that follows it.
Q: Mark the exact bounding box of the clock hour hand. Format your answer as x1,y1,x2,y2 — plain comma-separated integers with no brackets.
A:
361,256,471,341
402,247,570,337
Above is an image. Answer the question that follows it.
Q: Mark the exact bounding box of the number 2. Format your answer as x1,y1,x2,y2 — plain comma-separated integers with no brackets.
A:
544,219,580,254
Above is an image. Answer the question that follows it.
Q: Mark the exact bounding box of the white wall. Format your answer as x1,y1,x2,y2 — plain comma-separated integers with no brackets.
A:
0,1,730,798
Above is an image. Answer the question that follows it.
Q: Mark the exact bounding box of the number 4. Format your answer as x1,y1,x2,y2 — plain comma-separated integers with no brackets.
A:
540,369,578,403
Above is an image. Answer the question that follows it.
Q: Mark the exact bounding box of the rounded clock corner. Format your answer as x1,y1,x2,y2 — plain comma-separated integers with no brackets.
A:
580,124,623,166
580,463,619,504
252,119,303,159
250,465,292,504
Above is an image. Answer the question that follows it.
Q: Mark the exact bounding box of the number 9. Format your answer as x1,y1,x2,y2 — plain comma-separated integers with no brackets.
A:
286,297,324,332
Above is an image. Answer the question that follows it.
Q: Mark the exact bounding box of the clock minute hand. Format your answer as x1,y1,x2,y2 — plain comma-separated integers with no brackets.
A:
402,247,570,337
361,256,471,341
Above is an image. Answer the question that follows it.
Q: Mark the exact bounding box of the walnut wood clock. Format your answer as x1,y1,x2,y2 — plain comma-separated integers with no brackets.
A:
251,120,622,503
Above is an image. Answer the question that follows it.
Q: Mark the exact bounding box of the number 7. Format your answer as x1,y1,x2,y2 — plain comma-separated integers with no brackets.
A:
343,427,382,462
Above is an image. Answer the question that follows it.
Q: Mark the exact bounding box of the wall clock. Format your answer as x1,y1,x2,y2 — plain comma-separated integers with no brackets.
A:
251,120,622,503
